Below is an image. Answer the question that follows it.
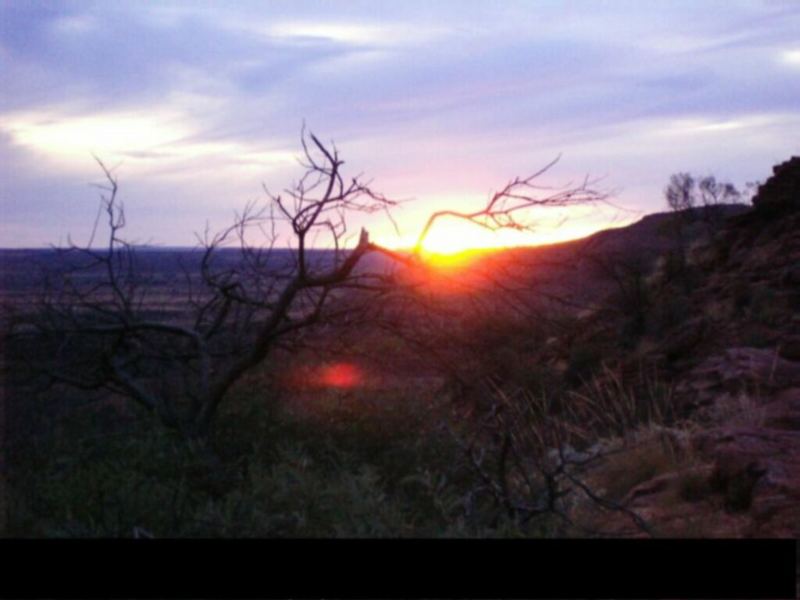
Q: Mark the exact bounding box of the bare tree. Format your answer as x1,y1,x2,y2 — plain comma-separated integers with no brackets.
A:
662,171,699,284
696,175,743,230
10,131,606,448
697,175,741,208
665,172,744,228
664,172,696,214
662,171,746,287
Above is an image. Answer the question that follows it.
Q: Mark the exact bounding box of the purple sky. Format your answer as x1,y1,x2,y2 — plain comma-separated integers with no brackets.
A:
1,1,799,249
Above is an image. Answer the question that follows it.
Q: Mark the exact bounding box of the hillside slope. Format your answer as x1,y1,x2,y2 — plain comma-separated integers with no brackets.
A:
591,157,800,536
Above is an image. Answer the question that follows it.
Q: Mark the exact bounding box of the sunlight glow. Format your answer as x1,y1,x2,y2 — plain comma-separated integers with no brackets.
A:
421,248,493,270
411,218,547,255
782,49,800,66
377,207,625,258
2,110,189,161
0,109,298,176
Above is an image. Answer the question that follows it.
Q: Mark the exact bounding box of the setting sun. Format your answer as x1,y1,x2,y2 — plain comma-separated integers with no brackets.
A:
379,207,630,262
414,219,514,254
420,247,492,270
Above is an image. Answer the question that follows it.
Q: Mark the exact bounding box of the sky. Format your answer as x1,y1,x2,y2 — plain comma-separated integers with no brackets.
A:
1,0,799,250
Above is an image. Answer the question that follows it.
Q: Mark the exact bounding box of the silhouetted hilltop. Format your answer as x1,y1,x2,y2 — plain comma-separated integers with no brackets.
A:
583,203,748,254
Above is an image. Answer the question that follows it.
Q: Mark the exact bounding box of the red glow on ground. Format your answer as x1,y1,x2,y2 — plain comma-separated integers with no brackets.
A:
280,360,369,392
316,362,363,389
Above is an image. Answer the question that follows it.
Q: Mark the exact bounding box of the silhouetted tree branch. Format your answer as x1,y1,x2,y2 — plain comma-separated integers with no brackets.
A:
14,131,607,448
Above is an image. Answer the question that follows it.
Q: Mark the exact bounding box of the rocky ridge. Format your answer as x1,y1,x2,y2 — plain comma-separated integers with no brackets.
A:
591,157,800,536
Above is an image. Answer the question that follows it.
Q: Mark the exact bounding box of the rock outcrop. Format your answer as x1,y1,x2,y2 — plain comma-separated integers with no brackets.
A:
752,156,800,216
589,156,800,537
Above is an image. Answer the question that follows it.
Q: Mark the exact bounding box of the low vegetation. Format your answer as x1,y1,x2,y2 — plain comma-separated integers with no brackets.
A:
7,375,539,537
4,151,799,538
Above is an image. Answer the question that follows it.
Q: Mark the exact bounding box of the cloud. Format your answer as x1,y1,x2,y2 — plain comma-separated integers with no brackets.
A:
782,49,800,66
2,1,800,247
255,20,449,48
2,109,189,163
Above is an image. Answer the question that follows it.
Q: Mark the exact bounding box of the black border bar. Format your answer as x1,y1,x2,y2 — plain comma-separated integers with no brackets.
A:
0,538,796,599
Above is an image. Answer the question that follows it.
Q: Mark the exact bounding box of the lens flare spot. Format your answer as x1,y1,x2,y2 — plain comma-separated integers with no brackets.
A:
317,362,363,389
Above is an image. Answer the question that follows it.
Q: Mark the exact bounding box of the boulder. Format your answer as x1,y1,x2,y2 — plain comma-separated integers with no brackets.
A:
673,347,800,417
693,425,800,536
